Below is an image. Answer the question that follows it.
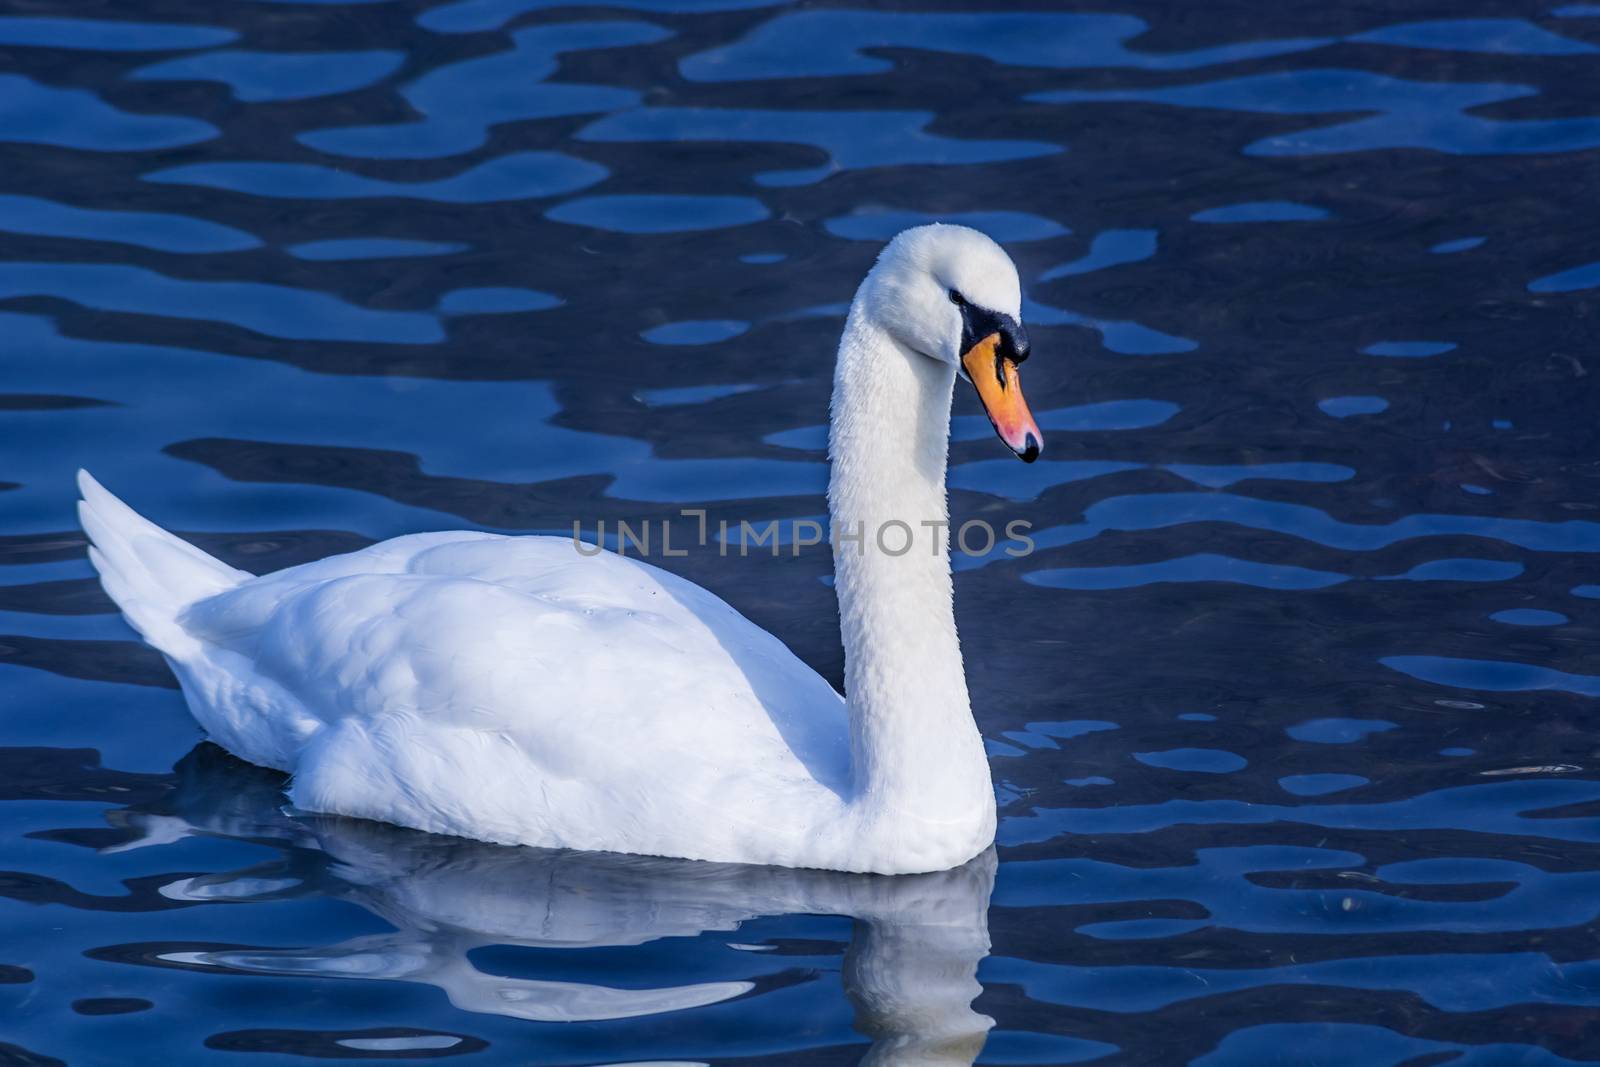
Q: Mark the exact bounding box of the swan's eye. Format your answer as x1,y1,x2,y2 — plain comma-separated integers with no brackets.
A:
948,289,965,306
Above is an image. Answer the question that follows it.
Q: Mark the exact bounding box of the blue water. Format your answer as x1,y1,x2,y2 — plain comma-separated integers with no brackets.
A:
2,2,1599,1064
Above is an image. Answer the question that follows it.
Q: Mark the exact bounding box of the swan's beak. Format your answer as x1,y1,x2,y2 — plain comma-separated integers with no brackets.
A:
961,333,1042,463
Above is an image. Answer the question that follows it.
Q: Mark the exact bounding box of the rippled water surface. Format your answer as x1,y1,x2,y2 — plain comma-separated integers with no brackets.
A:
4,1,1600,1063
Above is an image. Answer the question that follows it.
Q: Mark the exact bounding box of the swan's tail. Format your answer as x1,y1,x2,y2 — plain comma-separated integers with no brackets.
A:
77,470,250,654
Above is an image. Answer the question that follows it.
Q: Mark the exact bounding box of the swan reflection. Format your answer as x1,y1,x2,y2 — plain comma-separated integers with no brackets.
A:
107,746,995,1064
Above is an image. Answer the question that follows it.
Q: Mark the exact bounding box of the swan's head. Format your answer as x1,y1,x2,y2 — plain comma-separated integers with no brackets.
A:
862,224,1041,462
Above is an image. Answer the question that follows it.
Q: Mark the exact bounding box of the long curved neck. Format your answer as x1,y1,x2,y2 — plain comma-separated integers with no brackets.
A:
827,301,994,830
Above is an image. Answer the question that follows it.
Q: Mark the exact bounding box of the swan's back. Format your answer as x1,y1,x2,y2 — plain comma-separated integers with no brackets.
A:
185,532,846,760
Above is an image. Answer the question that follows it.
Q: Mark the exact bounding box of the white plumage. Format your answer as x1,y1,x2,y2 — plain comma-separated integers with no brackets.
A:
79,224,1037,875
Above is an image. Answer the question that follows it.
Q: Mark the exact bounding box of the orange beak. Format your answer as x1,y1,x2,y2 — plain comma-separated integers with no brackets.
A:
961,332,1042,462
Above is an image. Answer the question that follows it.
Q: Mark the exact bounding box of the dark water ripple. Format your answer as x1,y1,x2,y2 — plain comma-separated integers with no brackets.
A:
2,1,1600,1063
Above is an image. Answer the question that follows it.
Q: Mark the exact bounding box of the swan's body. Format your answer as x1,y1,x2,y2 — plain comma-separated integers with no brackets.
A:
79,224,1043,875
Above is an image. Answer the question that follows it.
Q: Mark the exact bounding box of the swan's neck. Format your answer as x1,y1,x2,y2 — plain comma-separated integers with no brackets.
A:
827,303,995,834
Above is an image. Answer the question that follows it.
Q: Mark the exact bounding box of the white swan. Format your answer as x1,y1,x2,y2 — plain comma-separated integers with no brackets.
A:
78,224,1043,875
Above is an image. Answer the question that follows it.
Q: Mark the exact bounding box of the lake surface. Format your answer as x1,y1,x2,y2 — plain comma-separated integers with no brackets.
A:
3,1,1600,1063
